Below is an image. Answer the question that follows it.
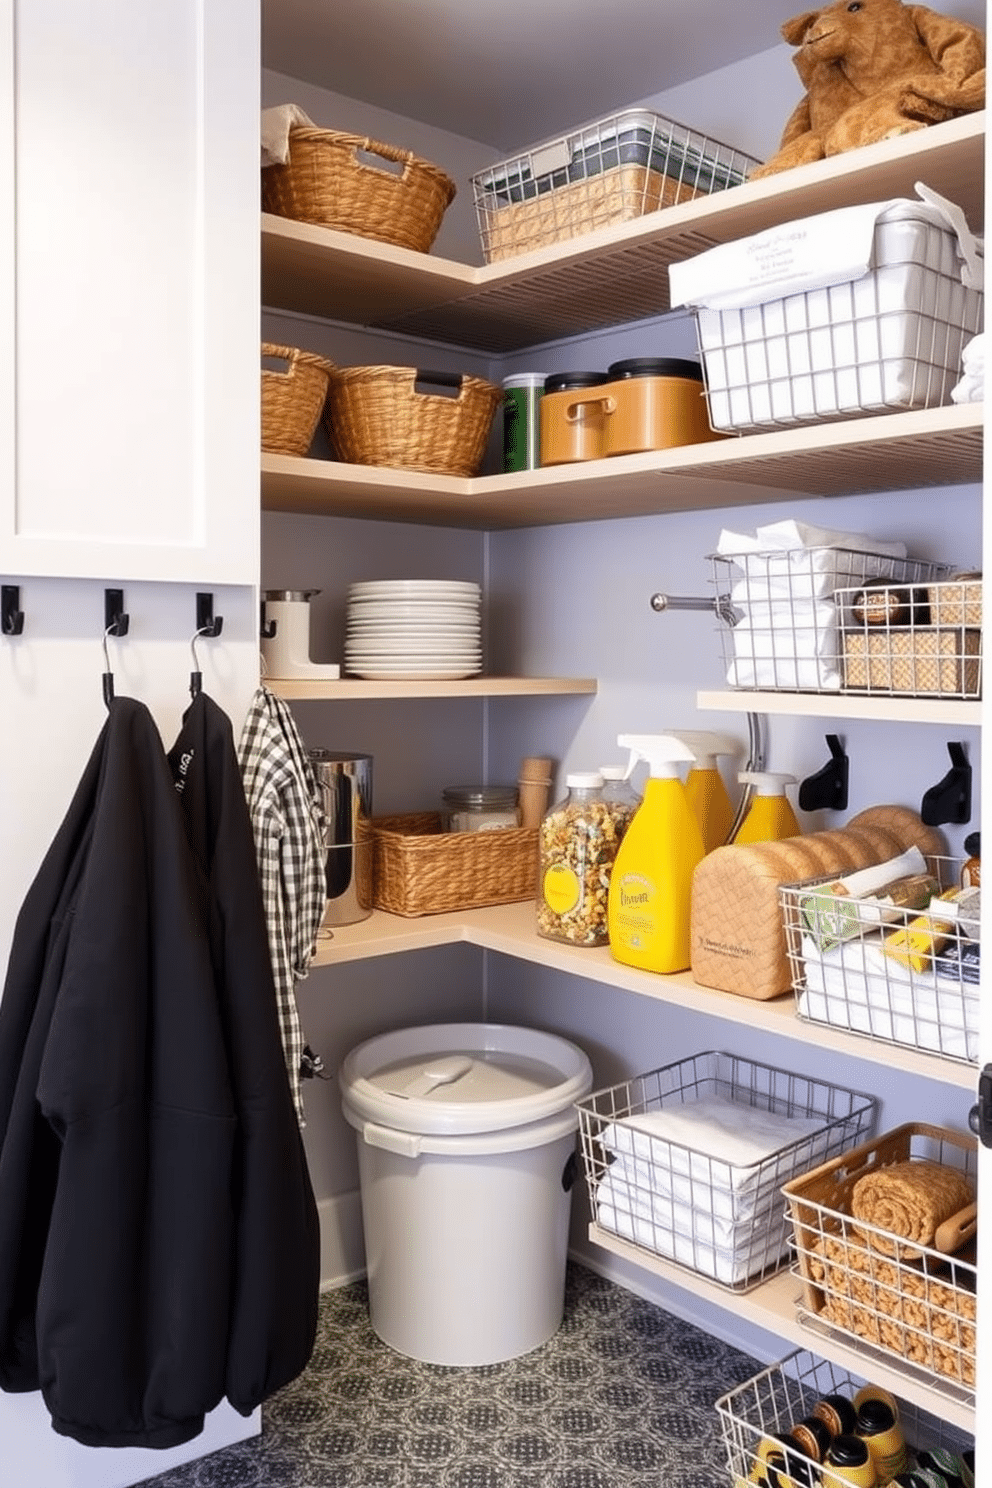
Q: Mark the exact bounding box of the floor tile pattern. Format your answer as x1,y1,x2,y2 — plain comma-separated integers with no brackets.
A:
136,1264,760,1488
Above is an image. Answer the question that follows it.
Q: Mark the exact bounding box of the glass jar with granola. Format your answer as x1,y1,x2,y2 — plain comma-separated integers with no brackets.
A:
537,772,623,947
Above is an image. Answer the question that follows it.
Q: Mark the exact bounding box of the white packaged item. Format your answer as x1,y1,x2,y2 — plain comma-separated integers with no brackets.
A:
670,185,984,432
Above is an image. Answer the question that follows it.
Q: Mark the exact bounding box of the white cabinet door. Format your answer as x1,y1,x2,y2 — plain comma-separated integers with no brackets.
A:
0,0,259,583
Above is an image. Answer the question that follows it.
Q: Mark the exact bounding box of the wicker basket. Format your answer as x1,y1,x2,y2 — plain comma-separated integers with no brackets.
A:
261,127,456,252
261,343,336,455
326,366,502,476
373,812,538,917
782,1122,977,1392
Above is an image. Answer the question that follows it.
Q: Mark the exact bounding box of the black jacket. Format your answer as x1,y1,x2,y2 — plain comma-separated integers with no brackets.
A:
0,695,318,1448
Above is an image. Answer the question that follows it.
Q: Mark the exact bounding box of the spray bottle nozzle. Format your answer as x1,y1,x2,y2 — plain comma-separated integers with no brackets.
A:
618,733,697,781
670,731,739,770
738,770,797,794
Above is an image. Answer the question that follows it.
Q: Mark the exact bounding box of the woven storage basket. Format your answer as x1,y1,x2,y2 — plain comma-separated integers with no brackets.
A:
261,343,336,455
261,127,456,252
782,1122,977,1391
326,366,502,477
372,812,538,917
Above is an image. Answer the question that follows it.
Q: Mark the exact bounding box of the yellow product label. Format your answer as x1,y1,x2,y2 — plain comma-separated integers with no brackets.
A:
543,863,580,915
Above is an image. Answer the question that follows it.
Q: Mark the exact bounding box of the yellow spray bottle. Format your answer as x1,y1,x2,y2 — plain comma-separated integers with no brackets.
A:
674,731,739,854
734,771,801,844
607,733,706,975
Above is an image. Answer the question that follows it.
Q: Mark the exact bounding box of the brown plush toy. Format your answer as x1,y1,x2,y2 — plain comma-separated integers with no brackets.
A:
751,0,985,178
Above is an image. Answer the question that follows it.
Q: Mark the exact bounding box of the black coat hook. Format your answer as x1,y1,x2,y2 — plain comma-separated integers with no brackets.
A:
2,585,24,636
798,734,849,813
921,741,972,827
190,593,224,698
260,599,276,640
102,589,128,707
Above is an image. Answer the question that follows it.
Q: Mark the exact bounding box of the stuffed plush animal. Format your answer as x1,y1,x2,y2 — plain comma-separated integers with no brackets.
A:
751,0,985,178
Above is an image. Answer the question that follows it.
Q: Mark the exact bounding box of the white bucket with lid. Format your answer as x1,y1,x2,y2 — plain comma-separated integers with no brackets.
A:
340,1021,593,1365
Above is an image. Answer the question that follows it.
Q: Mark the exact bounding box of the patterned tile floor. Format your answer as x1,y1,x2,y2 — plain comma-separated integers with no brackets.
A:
136,1263,761,1488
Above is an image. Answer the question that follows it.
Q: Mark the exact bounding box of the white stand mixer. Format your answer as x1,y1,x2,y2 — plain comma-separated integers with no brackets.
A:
261,590,341,679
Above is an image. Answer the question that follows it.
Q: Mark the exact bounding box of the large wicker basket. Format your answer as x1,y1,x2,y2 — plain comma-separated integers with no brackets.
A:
373,812,538,917
261,127,456,253
261,343,336,455
326,366,502,476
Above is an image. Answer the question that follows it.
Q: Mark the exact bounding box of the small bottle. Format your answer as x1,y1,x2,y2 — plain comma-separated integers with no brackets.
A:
789,1414,834,1463
962,831,980,888
855,1395,907,1482
824,1434,878,1486
598,765,640,838
813,1393,859,1437
734,771,802,844
537,772,619,947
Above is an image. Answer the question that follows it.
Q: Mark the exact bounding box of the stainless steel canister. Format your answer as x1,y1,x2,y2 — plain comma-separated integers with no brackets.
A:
308,750,374,925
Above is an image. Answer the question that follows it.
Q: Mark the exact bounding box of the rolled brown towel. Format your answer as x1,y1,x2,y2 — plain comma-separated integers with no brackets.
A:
851,1159,975,1258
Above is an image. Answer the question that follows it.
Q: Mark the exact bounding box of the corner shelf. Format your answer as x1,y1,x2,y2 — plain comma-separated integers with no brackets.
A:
309,900,976,1091
261,402,983,530
261,112,983,352
266,675,597,700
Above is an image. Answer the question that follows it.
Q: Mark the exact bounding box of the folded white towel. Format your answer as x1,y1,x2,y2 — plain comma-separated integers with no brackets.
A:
799,934,979,1060
261,104,316,167
599,1094,826,1178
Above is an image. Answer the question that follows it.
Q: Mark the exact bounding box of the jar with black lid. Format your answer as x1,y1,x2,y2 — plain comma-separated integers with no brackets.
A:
597,355,720,456
539,371,610,466
824,1434,878,1485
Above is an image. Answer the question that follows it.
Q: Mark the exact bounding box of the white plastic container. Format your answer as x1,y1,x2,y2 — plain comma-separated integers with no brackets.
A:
339,1022,594,1365
669,189,984,432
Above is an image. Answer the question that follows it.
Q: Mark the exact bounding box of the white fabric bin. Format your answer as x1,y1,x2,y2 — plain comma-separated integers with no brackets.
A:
339,1022,593,1365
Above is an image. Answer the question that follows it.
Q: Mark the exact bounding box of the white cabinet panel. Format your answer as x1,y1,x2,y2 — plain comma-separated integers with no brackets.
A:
0,0,259,582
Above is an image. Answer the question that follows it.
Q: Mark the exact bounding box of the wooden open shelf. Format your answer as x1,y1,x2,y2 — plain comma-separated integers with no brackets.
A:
266,674,597,701
262,113,984,353
262,402,982,529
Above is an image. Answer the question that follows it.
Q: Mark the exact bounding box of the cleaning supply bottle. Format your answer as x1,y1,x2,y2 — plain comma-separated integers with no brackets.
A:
607,734,705,974
734,772,801,844
675,731,739,853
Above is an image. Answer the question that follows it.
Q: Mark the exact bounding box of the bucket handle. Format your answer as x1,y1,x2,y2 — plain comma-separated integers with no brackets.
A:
565,396,616,423
362,1122,423,1158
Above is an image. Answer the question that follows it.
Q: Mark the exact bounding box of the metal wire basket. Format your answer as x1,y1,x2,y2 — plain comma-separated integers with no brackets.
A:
716,1347,973,1487
709,547,952,692
781,859,980,1064
576,1051,876,1293
472,107,758,263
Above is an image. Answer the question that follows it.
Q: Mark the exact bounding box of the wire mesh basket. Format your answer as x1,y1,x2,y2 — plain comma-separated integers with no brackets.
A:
471,107,758,263
576,1051,876,1293
716,1348,973,1487
687,203,984,433
781,859,980,1066
838,577,982,699
709,546,952,692
782,1124,977,1399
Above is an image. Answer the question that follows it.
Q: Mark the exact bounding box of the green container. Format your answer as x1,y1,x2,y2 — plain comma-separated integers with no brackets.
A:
502,373,544,472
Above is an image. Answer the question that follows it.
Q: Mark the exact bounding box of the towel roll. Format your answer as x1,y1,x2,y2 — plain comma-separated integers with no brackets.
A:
851,1159,974,1257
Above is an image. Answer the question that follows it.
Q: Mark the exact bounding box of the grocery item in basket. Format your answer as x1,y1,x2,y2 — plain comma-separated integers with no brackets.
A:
882,888,959,971
750,0,986,181
798,845,933,949
851,582,930,628
851,1158,975,1258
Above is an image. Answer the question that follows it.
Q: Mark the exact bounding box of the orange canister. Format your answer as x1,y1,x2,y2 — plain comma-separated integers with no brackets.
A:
599,357,721,455
539,371,610,465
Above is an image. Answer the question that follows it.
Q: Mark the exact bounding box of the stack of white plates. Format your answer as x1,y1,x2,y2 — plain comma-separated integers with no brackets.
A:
344,579,482,679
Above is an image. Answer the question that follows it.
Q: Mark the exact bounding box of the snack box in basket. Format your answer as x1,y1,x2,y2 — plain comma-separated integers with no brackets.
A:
782,1122,977,1392
472,107,757,263
669,188,984,433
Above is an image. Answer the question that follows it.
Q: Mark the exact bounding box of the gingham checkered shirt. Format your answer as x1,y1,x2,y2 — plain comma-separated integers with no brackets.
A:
237,686,328,1127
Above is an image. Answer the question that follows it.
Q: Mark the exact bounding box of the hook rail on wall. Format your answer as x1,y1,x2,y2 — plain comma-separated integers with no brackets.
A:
2,585,24,636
